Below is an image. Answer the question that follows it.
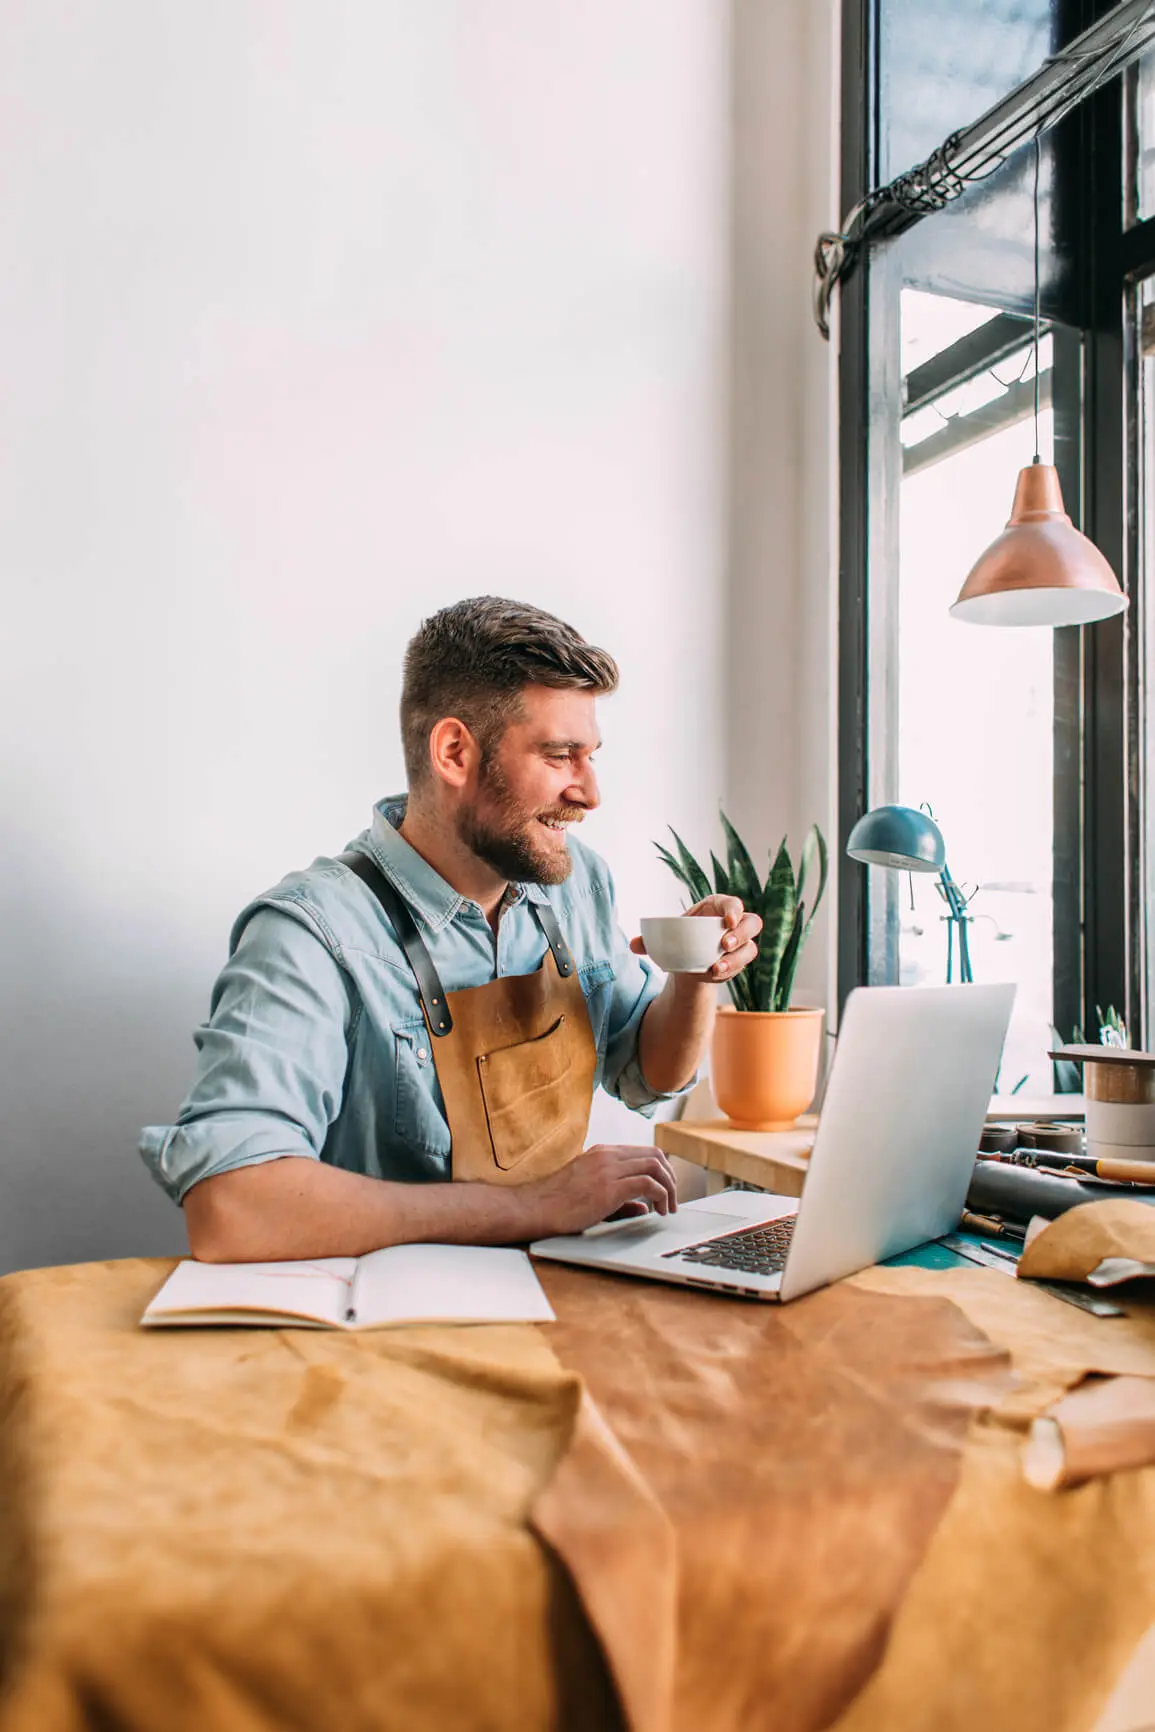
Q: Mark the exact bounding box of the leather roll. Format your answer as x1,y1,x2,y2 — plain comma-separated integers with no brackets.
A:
1018,1121,1083,1156
965,1160,1155,1224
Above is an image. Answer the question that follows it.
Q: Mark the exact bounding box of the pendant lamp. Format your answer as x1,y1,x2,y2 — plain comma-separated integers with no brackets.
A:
950,140,1127,628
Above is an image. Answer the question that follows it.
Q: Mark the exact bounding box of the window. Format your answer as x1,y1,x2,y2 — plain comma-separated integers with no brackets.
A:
1131,46,1155,224
897,292,1056,1089
841,0,1139,1071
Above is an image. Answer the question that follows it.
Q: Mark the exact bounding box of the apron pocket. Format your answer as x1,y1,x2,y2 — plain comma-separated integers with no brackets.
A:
477,1016,575,1171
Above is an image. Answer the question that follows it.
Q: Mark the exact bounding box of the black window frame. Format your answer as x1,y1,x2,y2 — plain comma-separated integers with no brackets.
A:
837,0,1142,1059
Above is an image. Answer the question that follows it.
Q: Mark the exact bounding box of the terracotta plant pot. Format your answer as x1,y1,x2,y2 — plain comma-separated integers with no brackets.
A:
711,1005,825,1131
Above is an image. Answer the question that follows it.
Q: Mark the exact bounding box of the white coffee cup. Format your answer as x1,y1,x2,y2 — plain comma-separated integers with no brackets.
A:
639,916,725,975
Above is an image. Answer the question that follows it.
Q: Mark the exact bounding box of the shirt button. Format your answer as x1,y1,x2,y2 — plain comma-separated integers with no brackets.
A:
416,1047,428,1063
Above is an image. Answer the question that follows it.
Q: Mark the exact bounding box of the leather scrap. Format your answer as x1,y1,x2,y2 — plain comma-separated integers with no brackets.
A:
1024,1374,1155,1491
535,1263,1014,1732
1018,1200,1155,1286
840,1265,1155,1730
0,1257,618,1732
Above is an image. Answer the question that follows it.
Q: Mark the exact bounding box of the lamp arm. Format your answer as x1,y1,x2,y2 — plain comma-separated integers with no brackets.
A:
938,864,974,983
957,914,974,984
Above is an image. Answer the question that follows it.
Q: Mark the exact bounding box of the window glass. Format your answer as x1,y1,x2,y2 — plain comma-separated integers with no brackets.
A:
1133,49,1155,224
900,290,1000,377
879,0,1054,183
897,288,1055,1095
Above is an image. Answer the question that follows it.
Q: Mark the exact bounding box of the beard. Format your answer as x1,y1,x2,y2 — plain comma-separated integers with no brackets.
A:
456,759,579,886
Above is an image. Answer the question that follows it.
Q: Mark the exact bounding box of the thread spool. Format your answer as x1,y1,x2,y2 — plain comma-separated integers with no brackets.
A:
1018,1121,1084,1157
1049,1045,1155,1164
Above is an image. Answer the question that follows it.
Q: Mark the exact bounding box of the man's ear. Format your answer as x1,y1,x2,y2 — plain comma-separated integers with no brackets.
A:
428,716,481,789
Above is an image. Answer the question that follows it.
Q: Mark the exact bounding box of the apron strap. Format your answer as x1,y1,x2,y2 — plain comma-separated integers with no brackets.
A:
528,895,576,978
338,851,455,1037
339,851,578,1030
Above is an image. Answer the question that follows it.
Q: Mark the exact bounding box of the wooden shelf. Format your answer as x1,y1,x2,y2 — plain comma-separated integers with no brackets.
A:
657,1096,1087,1195
655,1118,815,1196
984,1095,1084,1122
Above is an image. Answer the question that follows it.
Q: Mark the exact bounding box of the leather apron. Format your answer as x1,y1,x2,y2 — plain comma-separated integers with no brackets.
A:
341,852,598,1184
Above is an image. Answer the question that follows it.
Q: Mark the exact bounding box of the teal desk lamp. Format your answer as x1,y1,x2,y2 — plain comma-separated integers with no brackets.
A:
847,804,975,984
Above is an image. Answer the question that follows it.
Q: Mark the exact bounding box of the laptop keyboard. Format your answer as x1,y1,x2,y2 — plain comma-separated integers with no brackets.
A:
663,1216,796,1277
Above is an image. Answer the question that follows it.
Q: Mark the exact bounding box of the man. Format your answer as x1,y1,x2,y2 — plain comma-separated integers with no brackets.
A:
141,598,762,1260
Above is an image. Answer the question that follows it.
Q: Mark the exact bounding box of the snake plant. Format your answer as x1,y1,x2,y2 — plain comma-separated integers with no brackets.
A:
654,815,828,1013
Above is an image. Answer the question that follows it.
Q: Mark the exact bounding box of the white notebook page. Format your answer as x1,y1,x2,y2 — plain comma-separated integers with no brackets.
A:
143,1258,356,1327
352,1244,554,1326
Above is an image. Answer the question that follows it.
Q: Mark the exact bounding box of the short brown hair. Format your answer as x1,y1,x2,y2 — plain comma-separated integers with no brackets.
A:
400,597,619,787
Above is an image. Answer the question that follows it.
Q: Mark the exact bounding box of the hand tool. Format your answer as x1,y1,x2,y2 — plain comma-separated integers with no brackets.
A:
1039,1153,1155,1185
959,1209,1026,1241
937,1232,1126,1317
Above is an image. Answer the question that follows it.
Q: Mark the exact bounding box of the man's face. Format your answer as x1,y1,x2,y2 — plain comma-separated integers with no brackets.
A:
457,686,602,885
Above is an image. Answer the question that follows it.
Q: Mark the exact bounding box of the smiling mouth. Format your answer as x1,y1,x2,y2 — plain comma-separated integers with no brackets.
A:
538,815,580,835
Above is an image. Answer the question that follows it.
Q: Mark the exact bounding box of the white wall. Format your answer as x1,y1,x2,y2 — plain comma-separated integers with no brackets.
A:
726,0,840,1017
0,0,838,1275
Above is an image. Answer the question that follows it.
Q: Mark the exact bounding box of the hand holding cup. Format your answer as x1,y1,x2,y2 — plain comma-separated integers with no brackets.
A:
632,895,763,984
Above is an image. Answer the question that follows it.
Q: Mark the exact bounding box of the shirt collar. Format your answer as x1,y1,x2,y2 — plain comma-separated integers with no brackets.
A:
366,796,549,932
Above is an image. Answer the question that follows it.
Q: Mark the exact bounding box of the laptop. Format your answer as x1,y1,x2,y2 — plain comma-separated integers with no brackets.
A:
531,982,1015,1303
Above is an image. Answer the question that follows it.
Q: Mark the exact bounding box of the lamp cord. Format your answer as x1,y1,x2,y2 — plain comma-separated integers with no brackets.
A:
1033,132,1041,464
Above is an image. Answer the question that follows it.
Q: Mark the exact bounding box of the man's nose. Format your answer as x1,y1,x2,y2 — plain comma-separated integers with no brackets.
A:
570,763,600,810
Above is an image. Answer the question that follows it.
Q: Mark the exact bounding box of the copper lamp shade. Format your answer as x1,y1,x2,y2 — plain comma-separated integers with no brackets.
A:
950,461,1128,627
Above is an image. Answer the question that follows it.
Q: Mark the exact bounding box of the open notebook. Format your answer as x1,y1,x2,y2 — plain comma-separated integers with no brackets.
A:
141,1244,555,1331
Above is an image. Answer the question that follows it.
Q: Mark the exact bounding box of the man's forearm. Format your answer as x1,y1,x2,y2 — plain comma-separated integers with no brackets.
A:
638,977,716,1095
183,1157,540,1262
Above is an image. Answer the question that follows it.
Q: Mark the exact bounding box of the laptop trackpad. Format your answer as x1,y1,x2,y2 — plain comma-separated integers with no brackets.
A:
692,1190,800,1223
610,1197,798,1260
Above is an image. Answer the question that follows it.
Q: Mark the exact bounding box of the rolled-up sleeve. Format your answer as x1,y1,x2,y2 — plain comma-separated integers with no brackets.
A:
599,917,698,1117
139,906,356,1203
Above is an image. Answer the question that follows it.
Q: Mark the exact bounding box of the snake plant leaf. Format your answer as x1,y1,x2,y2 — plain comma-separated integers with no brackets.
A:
653,843,698,907
726,969,754,1013
751,839,795,1011
653,845,701,909
719,810,760,911
795,825,828,926
709,852,731,898
776,828,828,1009
775,908,807,1012
666,828,712,905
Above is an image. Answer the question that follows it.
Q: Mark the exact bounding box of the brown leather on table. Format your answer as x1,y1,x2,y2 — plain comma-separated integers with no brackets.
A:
830,1374,1155,1732
0,1257,620,1732
1017,1198,1155,1284
1025,1373,1155,1490
532,1391,677,1732
12,1253,1155,1732
533,1263,1016,1732
858,1260,1155,1417
823,1265,1155,1731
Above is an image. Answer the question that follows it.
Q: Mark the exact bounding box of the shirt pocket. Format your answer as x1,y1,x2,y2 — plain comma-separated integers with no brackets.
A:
393,1019,452,1158
477,1015,575,1172
578,960,616,1067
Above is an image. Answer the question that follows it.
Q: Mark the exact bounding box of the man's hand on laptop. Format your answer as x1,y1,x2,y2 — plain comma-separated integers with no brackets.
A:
522,1145,678,1238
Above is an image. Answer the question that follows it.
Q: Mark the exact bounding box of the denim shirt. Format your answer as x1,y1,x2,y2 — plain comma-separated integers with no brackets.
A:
140,798,687,1203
